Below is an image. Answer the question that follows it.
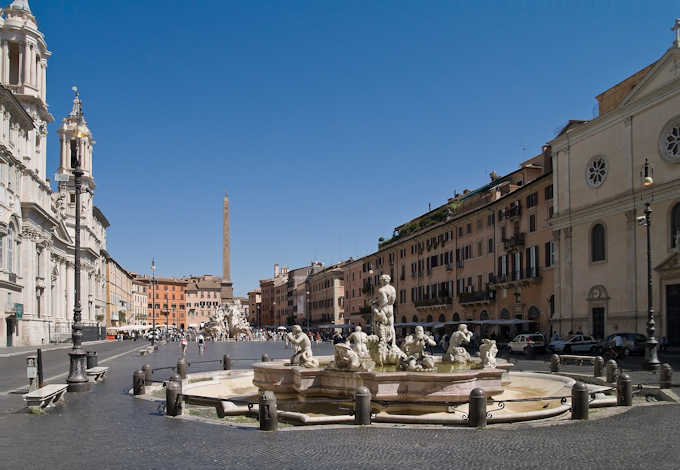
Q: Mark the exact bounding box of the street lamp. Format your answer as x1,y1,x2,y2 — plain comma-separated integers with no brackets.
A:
151,258,156,347
306,290,311,330
66,90,90,393
640,158,660,370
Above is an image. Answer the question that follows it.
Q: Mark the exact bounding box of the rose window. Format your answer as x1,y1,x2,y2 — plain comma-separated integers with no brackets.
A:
659,117,680,163
585,156,607,188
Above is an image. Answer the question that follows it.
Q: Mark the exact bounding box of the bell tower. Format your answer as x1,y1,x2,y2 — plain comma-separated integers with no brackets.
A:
0,0,53,178
56,88,95,189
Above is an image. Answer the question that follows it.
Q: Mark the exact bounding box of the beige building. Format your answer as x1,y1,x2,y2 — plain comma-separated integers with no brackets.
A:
103,251,133,328
131,279,147,325
307,262,347,327
344,154,555,340
185,275,221,328
551,32,680,342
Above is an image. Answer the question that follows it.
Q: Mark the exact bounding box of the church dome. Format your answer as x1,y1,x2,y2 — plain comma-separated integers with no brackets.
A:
7,0,31,11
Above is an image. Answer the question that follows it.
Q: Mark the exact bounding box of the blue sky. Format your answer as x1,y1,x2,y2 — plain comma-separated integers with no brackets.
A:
30,0,679,296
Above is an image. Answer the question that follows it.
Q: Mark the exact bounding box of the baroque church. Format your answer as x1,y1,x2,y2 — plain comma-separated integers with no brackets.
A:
0,1,109,346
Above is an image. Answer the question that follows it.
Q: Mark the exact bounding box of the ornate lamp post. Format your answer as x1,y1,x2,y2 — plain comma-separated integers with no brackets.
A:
640,158,660,370
151,258,156,347
66,93,90,392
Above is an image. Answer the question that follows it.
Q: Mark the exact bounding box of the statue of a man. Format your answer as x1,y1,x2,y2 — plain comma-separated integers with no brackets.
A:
370,274,397,347
286,325,318,368
400,326,437,370
346,325,369,357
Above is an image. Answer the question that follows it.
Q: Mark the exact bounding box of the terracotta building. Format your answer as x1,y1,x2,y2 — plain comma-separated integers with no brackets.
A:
247,289,261,326
141,277,188,330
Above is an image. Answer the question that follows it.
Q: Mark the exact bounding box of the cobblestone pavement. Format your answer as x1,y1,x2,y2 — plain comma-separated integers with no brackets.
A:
1,341,679,469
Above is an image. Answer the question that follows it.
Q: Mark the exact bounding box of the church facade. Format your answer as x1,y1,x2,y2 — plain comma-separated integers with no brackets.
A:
0,1,109,346
551,26,680,344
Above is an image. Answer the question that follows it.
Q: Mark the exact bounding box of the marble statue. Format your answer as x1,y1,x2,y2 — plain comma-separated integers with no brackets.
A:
369,275,397,348
366,334,405,368
333,343,362,370
346,325,369,357
444,324,473,363
286,325,319,368
479,338,498,369
204,307,227,341
399,326,437,371
224,300,251,339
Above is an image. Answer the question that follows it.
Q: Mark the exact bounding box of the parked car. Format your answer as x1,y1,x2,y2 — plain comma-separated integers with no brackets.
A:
599,333,647,355
508,334,546,354
548,335,599,354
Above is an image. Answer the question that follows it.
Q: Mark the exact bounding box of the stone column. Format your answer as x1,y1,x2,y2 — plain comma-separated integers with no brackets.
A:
0,40,6,84
22,42,29,86
18,44,23,85
40,61,46,101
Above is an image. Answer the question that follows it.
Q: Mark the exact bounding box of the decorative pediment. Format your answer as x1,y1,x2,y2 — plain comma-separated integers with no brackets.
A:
587,285,609,301
52,219,73,245
655,252,680,273
619,47,680,107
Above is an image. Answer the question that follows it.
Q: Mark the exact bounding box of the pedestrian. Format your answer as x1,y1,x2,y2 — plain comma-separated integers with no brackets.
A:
197,333,205,353
180,334,188,356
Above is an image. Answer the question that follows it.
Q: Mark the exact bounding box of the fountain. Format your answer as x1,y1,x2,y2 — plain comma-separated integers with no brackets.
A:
253,275,512,403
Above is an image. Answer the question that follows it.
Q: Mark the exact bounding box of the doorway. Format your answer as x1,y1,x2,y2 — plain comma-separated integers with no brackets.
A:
6,317,14,347
592,307,605,339
667,284,680,346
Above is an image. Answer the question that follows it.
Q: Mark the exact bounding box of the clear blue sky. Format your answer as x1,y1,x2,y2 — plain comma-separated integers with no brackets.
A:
32,0,678,296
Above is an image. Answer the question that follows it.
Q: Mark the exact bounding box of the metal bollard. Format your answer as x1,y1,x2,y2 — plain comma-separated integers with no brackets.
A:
142,364,152,385
605,359,618,383
176,358,187,379
133,370,145,395
86,351,98,369
468,388,487,428
261,353,271,362
37,348,44,388
571,382,589,420
550,354,560,373
617,373,632,406
354,386,372,425
223,354,231,371
593,356,604,377
659,363,673,389
169,373,181,384
166,380,182,416
258,390,278,431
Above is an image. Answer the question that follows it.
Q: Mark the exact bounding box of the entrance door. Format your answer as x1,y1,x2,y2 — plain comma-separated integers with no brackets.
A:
6,318,13,347
667,284,680,346
592,307,605,339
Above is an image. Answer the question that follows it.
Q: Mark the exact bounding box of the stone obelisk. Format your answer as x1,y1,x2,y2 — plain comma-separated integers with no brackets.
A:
221,192,234,300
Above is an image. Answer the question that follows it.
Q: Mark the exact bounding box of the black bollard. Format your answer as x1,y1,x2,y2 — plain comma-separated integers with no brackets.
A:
223,354,231,371
605,359,618,383
468,388,487,428
86,351,98,369
166,380,182,416
142,364,152,386
169,373,181,384
659,363,673,389
550,354,560,373
258,390,278,431
133,370,145,395
354,386,372,425
593,356,604,377
37,348,44,388
176,358,187,379
617,373,632,406
571,382,589,420
261,353,271,363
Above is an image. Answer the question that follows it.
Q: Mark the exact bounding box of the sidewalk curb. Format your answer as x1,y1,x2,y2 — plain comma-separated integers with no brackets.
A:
0,340,112,358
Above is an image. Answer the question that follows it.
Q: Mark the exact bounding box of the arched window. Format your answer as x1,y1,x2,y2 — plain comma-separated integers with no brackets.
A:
438,314,446,322
528,306,540,321
671,203,680,248
426,314,433,323
453,312,460,322
480,310,489,321
412,315,418,323
401,316,407,324
500,308,510,320
591,224,606,262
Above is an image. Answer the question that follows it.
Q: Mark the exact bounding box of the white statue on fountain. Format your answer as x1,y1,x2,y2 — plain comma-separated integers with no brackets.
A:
286,325,319,368
366,275,406,366
479,338,498,369
347,325,369,357
400,326,437,371
444,324,473,363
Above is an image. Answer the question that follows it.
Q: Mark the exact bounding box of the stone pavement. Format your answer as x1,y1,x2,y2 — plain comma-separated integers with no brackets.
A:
0,341,679,469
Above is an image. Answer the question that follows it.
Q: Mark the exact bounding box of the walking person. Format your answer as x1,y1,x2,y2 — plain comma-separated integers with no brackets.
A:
180,334,188,356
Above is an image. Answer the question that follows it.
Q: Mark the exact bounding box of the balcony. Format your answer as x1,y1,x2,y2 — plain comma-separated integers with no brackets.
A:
459,290,495,304
415,297,453,309
490,267,541,287
505,203,522,219
503,233,525,250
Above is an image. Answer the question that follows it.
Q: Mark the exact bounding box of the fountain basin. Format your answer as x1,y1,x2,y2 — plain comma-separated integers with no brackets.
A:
253,355,512,403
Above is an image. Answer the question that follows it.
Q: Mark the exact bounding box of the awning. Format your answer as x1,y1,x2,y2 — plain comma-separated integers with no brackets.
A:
317,324,355,329
394,321,444,328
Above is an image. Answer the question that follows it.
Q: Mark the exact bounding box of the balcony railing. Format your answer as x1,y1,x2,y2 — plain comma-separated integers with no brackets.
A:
459,290,495,304
414,297,453,308
503,233,525,250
